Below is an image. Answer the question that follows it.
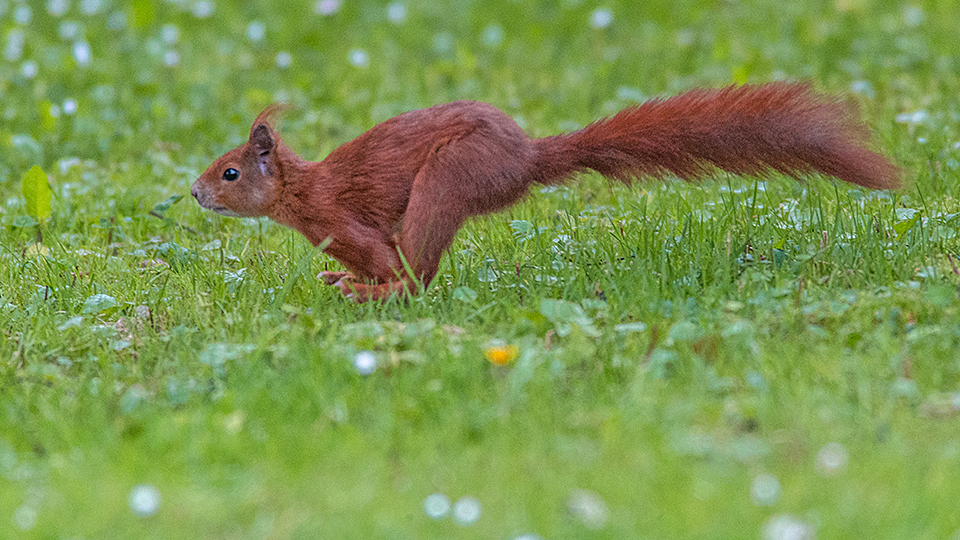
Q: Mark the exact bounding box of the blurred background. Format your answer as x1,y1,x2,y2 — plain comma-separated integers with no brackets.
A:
2,0,957,192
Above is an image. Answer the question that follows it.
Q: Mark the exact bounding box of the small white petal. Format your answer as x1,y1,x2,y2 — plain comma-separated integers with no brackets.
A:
353,351,376,375
763,515,815,540
452,496,481,526
21,60,39,79
161,24,180,44
349,49,369,67
816,442,848,476
315,0,340,15
567,489,609,529
751,473,781,506
63,98,78,115
386,2,406,23
128,485,161,518
47,0,70,17
423,493,450,520
192,1,214,18
80,0,103,15
247,21,266,42
15,5,33,25
73,40,92,65
590,8,613,29
12,506,37,531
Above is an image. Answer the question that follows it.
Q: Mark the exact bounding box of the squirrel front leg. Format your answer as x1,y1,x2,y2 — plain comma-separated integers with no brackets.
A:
332,189,466,302
317,271,354,285
314,222,405,299
334,277,411,302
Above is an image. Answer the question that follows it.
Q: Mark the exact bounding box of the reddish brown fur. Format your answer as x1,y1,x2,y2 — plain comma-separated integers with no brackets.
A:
191,82,901,302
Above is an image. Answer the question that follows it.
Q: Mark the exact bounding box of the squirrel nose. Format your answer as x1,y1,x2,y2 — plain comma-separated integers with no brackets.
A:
190,183,199,200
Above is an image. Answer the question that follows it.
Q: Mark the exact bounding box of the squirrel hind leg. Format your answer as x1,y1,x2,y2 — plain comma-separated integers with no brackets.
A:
394,132,530,289
396,188,467,290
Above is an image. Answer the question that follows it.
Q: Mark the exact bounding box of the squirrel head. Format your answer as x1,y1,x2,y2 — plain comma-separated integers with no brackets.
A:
191,105,289,218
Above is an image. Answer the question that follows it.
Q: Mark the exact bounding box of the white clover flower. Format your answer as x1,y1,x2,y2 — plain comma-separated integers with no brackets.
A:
15,5,33,25
567,489,609,529
815,442,848,476
763,515,815,540
128,485,161,518
73,40,92,65
80,0,103,15
452,496,481,526
315,0,340,15
63,98,78,115
349,49,369,67
5,29,25,61
247,21,265,42
387,2,406,24
21,60,39,79
192,1,214,18
751,473,781,506
353,351,376,375
48,0,70,17
423,493,450,520
590,8,613,29
161,24,180,44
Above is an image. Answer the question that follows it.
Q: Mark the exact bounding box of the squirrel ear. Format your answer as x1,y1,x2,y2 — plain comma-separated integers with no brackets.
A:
249,124,274,156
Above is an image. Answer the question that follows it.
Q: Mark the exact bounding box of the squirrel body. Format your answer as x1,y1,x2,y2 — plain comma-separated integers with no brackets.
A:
191,82,900,301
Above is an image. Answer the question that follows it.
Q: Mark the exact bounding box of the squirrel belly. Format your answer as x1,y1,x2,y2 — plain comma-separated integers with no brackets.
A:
190,82,901,302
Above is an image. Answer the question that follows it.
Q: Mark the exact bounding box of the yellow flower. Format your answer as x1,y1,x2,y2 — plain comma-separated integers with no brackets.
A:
484,344,519,366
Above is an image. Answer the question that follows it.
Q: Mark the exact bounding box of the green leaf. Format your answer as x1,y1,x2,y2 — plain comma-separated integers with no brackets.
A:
667,320,701,342
39,100,57,132
540,299,601,338
510,219,533,239
614,322,648,333
12,215,39,228
21,165,52,222
893,212,920,240
82,294,118,315
152,194,183,216
199,343,255,368
58,316,85,331
477,266,500,283
452,286,478,303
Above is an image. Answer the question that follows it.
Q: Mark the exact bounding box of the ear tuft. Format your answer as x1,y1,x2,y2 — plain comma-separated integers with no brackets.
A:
250,103,292,132
250,124,274,156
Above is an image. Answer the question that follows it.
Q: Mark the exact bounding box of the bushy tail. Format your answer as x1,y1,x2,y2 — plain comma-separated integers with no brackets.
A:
529,82,900,190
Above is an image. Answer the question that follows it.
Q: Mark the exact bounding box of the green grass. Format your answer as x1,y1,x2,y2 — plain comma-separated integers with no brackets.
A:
3,0,960,538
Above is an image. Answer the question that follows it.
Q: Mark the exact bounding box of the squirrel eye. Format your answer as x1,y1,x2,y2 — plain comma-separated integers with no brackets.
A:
222,168,239,181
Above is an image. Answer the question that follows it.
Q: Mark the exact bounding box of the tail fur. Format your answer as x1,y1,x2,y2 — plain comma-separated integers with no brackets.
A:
530,82,900,190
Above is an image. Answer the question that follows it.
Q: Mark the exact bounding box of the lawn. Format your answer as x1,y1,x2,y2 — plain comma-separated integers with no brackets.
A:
2,0,960,538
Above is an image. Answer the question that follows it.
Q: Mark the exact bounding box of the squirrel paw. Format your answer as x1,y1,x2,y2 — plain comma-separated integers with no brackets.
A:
326,276,382,303
333,277,358,301
333,278,409,303
318,271,355,286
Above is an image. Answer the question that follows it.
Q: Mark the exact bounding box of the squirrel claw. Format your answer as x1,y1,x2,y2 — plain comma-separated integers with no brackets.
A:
333,277,357,300
318,271,354,286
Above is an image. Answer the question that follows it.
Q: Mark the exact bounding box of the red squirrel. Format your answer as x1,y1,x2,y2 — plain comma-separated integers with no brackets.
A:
191,82,900,302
